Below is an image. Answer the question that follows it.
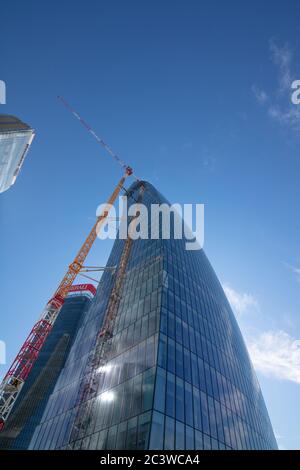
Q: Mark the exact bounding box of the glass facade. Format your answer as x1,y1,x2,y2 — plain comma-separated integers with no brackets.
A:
30,181,277,450
0,115,34,193
0,290,92,450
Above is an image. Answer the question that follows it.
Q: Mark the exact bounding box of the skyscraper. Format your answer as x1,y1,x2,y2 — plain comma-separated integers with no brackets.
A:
0,115,34,194
29,181,277,450
0,284,95,450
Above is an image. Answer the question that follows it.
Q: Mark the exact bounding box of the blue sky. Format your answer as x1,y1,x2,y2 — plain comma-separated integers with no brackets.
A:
1,0,300,449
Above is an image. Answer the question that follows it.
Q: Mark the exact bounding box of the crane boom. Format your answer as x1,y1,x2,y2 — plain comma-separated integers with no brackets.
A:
0,168,132,430
57,96,139,181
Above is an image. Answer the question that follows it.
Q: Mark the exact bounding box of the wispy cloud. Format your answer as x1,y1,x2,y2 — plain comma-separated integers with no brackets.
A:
268,104,300,129
223,283,300,387
269,40,293,92
252,85,268,104
247,330,300,383
223,284,259,315
202,153,216,171
252,40,300,131
283,262,300,282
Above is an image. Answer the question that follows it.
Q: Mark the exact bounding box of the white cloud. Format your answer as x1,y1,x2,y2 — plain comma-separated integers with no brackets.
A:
247,330,300,383
223,283,300,388
252,40,300,131
223,284,259,315
269,40,293,92
283,262,300,282
202,153,216,171
268,104,300,131
252,85,268,104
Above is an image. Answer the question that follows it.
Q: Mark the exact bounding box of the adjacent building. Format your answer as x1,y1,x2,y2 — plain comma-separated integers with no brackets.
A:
0,115,34,193
0,284,95,450
29,181,277,450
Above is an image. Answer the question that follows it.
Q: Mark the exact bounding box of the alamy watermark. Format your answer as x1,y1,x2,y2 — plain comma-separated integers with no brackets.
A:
96,197,204,251
0,341,6,365
291,80,300,105
0,80,6,104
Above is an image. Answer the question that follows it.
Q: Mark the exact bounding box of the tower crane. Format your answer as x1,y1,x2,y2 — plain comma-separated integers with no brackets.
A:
0,99,136,430
69,183,145,443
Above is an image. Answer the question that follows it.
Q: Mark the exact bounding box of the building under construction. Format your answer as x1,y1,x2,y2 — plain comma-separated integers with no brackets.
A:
0,285,94,450
27,181,277,450
0,101,277,450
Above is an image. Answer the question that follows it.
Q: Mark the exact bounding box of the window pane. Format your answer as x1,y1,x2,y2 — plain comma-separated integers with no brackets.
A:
195,430,203,450
175,342,184,378
193,387,202,430
168,338,175,374
126,417,138,450
98,429,107,450
137,412,151,450
185,382,193,427
203,433,211,450
185,425,194,450
183,348,191,383
175,420,185,450
116,421,127,450
154,367,166,413
149,412,165,450
89,432,99,450
166,372,175,418
142,368,155,412
208,396,218,439
106,425,117,449
175,377,184,422
158,334,167,369
200,391,210,435
164,416,175,450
